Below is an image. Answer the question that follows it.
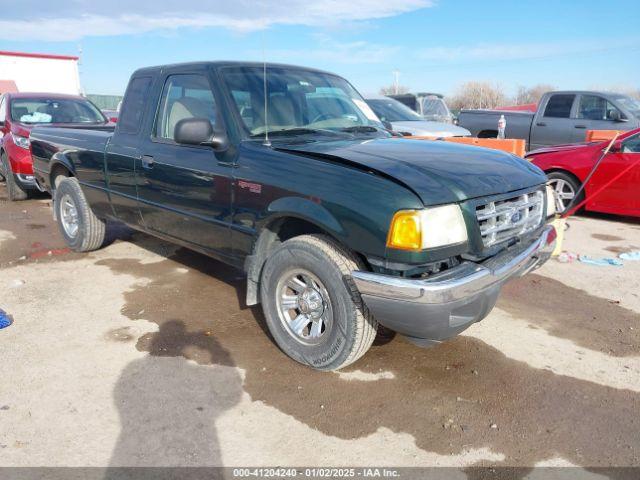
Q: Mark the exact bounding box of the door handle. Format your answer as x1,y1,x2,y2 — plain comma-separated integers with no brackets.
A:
575,125,587,129
536,122,546,127
141,155,155,169
217,160,237,168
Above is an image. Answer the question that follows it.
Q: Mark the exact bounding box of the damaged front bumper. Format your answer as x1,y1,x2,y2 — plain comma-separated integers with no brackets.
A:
352,224,557,346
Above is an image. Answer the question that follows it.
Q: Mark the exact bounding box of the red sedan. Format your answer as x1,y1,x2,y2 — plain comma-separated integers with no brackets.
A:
526,128,640,217
0,92,108,200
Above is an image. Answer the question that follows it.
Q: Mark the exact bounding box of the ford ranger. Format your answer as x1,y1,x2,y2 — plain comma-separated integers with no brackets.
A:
30,61,557,370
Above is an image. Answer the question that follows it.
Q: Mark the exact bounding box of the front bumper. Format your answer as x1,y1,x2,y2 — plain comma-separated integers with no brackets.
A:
352,224,557,345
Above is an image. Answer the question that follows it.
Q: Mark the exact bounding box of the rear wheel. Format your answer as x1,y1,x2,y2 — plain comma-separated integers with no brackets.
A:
547,171,583,213
260,234,378,371
54,177,105,252
1,152,28,201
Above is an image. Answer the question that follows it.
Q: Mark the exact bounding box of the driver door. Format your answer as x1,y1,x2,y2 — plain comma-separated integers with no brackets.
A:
587,133,640,215
136,69,234,259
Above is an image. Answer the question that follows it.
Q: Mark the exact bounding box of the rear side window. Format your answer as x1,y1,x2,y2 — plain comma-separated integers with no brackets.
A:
154,74,217,140
543,94,575,118
118,76,152,134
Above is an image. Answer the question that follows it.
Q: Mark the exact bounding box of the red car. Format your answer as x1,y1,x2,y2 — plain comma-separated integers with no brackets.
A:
0,92,108,200
526,128,640,217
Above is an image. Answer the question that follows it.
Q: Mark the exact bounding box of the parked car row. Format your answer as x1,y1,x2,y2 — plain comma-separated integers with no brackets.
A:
23,61,557,370
364,94,471,137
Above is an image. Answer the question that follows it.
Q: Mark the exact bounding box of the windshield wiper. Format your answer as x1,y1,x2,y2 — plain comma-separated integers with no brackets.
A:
340,125,384,134
250,127,345,138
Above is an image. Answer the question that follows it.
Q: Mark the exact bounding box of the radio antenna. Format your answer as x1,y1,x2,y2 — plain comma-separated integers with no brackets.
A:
262,33,271,147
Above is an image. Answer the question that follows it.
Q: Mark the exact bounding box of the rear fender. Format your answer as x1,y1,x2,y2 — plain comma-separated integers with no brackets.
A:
49,152,76,186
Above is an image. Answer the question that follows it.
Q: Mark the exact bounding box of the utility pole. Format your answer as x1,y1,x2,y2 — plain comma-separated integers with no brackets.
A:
392,70,400,94
77,43,84,96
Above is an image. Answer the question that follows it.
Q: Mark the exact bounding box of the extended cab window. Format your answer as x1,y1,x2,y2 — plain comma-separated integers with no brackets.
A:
155,74,217,140
543,94,575,118
119,76,151,134
578,95,622,121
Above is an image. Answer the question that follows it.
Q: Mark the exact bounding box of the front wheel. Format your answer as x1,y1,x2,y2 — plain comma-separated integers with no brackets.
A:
260,234,378,371
547,171,583,213
54,177,106,252
1,152,28,201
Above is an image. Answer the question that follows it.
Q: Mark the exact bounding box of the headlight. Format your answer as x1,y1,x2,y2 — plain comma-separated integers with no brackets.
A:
545,184,557,217
11,132,30,150
387,204,468,251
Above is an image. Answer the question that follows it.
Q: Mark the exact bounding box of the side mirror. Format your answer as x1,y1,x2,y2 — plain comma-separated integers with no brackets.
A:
608,110,627,122
381,120,394,131
174,118,229,151
607,140,623,153
174,118,214,145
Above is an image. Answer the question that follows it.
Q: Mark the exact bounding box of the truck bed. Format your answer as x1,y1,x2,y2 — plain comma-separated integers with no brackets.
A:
30,125,115,191
457,109,534,145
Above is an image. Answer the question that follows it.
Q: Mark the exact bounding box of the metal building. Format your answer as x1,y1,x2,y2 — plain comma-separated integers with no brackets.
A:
0,50,81,95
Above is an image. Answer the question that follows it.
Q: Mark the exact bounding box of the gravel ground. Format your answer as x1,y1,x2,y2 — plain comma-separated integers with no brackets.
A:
1,183,639,473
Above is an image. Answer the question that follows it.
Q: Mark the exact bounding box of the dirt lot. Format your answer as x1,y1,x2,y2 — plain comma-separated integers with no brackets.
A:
1,184,639,472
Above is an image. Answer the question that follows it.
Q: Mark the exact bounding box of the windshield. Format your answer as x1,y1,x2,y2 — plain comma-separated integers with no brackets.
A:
612,95,640,118
366,98,423,122
10,98,106,125
221,66,384,138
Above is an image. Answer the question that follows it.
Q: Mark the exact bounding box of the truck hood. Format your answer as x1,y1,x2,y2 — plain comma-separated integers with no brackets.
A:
278,137,546,205
391,120,471,137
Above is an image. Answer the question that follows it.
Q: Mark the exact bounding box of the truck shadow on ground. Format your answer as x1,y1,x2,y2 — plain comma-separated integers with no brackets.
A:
105,319,243,473
95,234,640,472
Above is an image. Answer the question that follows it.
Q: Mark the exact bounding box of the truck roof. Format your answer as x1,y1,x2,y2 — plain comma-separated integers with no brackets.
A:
131,61,336,77
544,90,627,97
5,92,87,100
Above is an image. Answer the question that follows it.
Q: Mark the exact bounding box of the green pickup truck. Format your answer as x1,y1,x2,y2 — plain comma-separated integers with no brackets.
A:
30,61,557,370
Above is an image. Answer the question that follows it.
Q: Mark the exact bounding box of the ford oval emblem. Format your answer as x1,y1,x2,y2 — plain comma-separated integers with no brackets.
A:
511,211,522,223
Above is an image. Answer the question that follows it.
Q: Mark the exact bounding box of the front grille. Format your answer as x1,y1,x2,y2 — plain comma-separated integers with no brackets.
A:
476,190,544,248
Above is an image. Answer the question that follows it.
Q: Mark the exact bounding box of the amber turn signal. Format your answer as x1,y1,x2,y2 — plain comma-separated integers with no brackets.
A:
386,210,422,251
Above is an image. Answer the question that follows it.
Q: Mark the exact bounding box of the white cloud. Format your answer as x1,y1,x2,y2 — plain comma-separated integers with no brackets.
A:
251,34,400,65
417,38,640,63
0,0,433,41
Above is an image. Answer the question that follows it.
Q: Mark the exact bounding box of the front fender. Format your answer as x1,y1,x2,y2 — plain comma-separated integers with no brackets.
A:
262,196,346,239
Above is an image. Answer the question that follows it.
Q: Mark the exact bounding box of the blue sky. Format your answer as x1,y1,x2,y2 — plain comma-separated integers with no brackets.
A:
1,0,639,97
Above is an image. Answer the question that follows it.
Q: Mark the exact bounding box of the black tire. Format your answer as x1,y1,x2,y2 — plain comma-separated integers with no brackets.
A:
260,234,378,371
54,177,106,252
478,130,498,138
547,171,583,213
1,152,28,201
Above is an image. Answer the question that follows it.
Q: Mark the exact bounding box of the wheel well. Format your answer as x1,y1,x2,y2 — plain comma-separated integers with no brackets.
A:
50,163,74,188
245,216,364,306
477,130,498,138
545,168,582,187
